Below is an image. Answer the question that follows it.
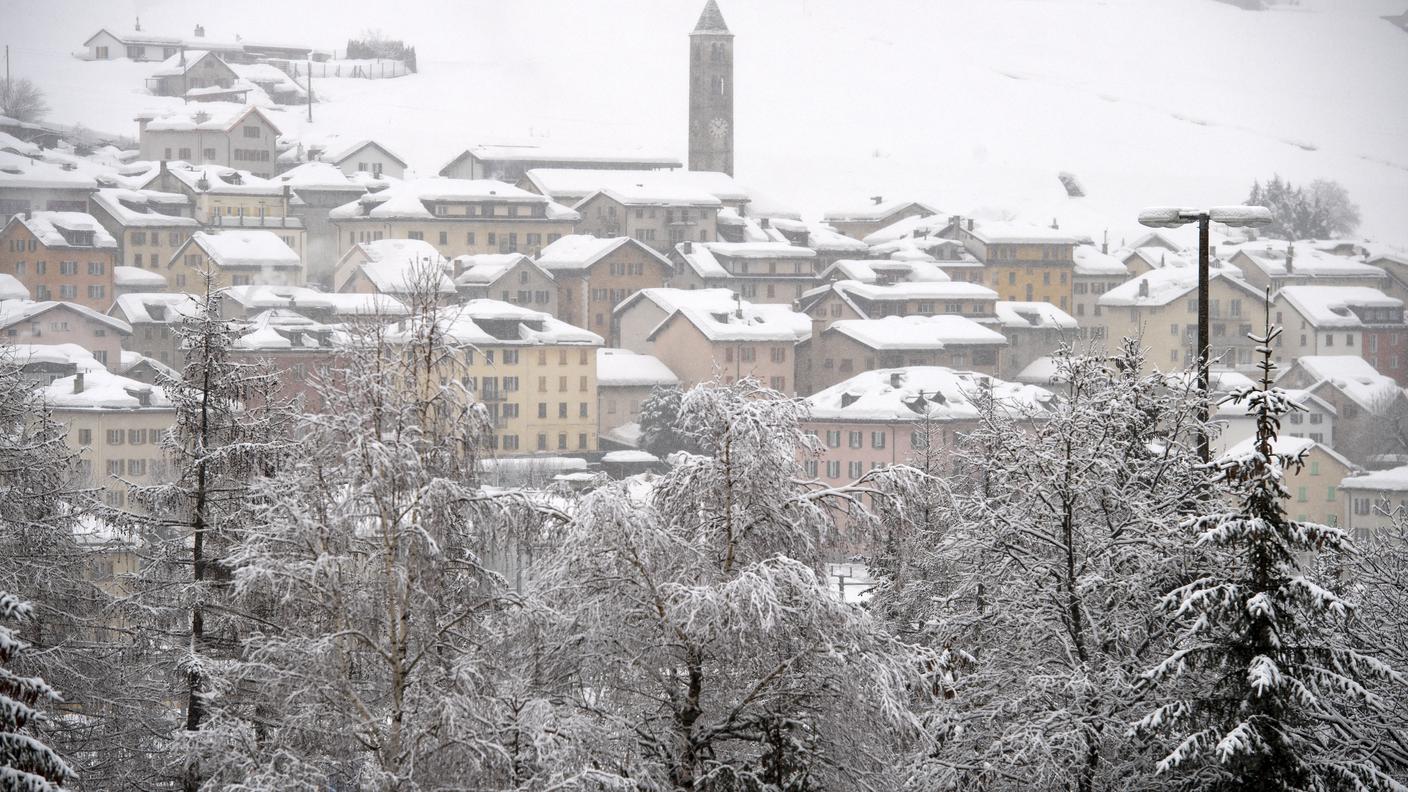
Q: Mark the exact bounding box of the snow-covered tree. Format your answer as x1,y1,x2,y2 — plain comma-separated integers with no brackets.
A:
533,379,939,790
1346,509,1408,782
874,342,1216,791
1,591,73,792
1133,322,1404,790
124,275,291,790
638,384,702,458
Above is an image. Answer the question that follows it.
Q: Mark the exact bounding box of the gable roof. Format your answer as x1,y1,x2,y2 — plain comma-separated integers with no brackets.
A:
1277,286,1401,328
338,239,455,295
536,235,671,272
806,366,1054,422
319,139,409,169
0,300,132,334
7,212,117,249
136,103,282,136
1282,355,1404,411
1098,265,1258,308
188,230,300,269
828,315,1008,350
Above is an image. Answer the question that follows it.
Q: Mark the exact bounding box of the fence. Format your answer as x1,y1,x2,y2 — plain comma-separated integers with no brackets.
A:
274,58,410,80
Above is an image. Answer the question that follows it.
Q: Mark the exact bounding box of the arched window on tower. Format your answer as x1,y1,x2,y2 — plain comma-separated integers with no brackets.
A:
717,76,727,96
711,43,724,63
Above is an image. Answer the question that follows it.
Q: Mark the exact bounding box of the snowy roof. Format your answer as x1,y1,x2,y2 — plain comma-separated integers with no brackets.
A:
522,168,751,204
579,186,721,209
231,310,347,352
1231,243,1386,280
91,188,198,227
0,150,100,191
0,299,131,335
0,274,28,301
596,347,679,388
11,212,117,249
1340,464,1408,493
1278,286,1401,328
1015,356,1061,385
445,143,680,170
276,162,368,192
191,230,300,270
117,350,178,380
1288,356,1403,411
452,253,544,285
626,288,810,343
109,292,202,325
1098,265,1255,308
703,241,816,260
113,266,167,288
135,102,282,135
967,221,1079,245
1124,246,1194,271
40,367,171,411
537,235,670,272
318,139,409,168
0,130,41,156
388,300,601,347
602,449,660,463
860,213,952,246
329,178,575,221
1215,387,1334,418
226,286,409,317
1220,435,1355,474
806,366,1054,422
823,199,937,224
824,279,999,304
149,50,231,78
1072,244,1129,276
993,301,1079,330
160,163,284,196
347,239,455,295
5,342,104,371
828,315,1008,350
804,223,869,252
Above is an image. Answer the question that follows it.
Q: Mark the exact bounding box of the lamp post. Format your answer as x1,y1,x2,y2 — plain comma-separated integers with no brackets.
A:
1137,205,1272,461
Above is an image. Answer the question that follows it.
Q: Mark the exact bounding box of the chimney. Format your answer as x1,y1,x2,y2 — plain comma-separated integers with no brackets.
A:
1287,241,1295,273
72,372,84,394
682,240,693,253
760,217,770,229
871,195,884,205
966,218,974,231
1101,228,1109,255
1137,279,1150,298
734,292,744,319
1051,217,1059,230
194,24,205,38
889,371,903,389
23,209,31,221
135,16,141,32
136,388,151,407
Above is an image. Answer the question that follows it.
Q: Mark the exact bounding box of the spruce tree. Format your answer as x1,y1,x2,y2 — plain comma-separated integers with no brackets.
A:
1134,316,1404,790
1,592,72,792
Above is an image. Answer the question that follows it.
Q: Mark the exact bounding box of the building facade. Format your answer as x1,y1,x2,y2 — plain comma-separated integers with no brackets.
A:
0,213,119,311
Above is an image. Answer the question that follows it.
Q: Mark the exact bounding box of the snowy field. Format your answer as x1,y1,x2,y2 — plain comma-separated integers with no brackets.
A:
6,0,1407,246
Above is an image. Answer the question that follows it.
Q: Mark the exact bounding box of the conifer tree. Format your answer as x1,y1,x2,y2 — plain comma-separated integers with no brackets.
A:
1134,315,1404,790
1,592,73,792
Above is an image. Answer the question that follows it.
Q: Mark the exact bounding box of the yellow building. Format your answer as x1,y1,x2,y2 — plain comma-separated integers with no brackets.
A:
960,220,1078,311
394,300,603,455
167,230,304,290
89,187,202,273
329,178,579,260
1096,265,1264,372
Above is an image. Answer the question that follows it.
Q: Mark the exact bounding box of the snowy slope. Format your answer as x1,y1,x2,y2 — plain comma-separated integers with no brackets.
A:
7,0,1407,246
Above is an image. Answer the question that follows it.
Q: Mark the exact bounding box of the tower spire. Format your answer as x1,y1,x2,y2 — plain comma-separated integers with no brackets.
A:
693,0,731,35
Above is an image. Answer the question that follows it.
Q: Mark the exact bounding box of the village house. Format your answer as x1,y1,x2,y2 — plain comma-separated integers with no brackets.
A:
219,284,408,323
1222,436,1354,528
396,301,603,455
315,139,409,180
452,253,556,313
1095,264,1263,372
612,287,809,394
108,292,201,367
167,230,304,289
89,188,201,274
140,163,299,231
803,366,1054,482
274,162,372,287
144,50,245,101
1215,387,1336,453
1273,286,1408,384
519,167,754,214
0,150,97,216
596,347,679,441
1340,464,1408,543
1121,246,1193,277
0,212,119,311
328,178,580,260
796,314,1007,395
0,299,131,370
1070,243,1128,339
226,310,346,410
822,198,938,241
671,240,819,303
992,300,1080,380
439,144,680,182
573,187,721,254
536,235,674,341
135,104,283,177
1228,240,1388,293
796,279,1000,337
332,238,457,300
1275,355,1408,464
959,220,1080,311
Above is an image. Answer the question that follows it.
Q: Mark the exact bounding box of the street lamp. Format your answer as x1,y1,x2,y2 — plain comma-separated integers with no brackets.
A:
1137,205,1272,461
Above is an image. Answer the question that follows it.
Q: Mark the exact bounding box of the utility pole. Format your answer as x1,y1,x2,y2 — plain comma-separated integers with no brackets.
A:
306,58,313,123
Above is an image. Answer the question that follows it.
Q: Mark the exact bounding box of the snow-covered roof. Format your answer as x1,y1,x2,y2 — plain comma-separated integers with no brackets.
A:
191,230,300,270
624,287,811,341
804,223,869,252
601,449,659,463
0,299,131,335
1124,246,1194,271
994,300,1079,330
117,350,179,380
5,342,105,371
329,177,576,221
149,49,231,78
0,274,28,301
1215,387,1334,418
276,162,368,192
806,366,1054,422
452,253,544,286
387,300,601,347
161,163,283,196
347,239,455,295
1220,434,1355,474
11,212,117,249
109,292,202,325
40,367,171,411
91,188,198,227
0,150,101,191
967,221,1079,245
1098,265,1255,308
1072,244,1129,276
1288,356,1403,411
231,309,346,352
537,235,670,272
318,139,408,168
1231,243,1386,280
703,241,816,260
823,279,999,304
447,143,680,169
113,266,167,288
828,315,1008,350
579,186,721,209
824,199,937,224
1278,286,1401,328
1340,464,1408,493
597,347,679,388
523,168,751,204
0,130,41,156
135,102,282,135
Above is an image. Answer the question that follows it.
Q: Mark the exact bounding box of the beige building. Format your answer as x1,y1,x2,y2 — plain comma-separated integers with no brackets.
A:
439,145,680,182
1340,464,1408,543
396,301,603,455
136,104,283,177
796,314,1007,395
960,220,1079,312
573,188,720,254
1,300,131,370
109,292,202,368
1096,265,1263,372
519,168,752,214
536,235,674,341
1070,243,1128,342
1227,241,1388,294
796,280,1000,337
453,253,557,313
1272,286,1404,363
89,188,201,273
167,230,304,290
993,301,1080,381
333,239,457,300
140,162,297,227
822,198,937,241
329,178,580,260
596,347,679,440
671,240,820,303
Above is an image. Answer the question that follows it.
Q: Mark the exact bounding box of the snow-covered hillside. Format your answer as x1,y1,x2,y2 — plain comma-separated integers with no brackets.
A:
8,0,1407,245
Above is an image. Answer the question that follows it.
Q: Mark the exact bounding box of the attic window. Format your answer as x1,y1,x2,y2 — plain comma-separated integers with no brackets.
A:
193,111,211,124
840,391,861,409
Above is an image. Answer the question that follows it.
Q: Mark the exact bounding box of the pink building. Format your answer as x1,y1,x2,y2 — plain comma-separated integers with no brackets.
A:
0,299,132,371
802,366,1054,483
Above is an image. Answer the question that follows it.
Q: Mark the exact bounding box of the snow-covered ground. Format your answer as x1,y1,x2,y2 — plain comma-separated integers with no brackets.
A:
9,0,1408,245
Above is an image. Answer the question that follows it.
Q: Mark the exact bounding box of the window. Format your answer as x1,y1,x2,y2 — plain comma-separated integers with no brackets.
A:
407,231,424,241
769,376,786,391
78,429,91,445
128,429,145,444
825,460,840,478
825,430,840,448
538,403,548,419
579,432,588,449
243,125,262,139
439,231,448,245
872,431,886,449
848,461,863,479
178,147,191,160
503,376,519,392
558,433,567,450
1327,486,1337,502
805,459,819,477
770,346,787,363
848,431,863,449
558,403,568,419
537,433,547,451
580,402,589,418
1297,486,1308,503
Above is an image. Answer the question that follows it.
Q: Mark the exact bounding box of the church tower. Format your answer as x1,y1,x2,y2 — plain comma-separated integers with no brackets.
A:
688,0,734,175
